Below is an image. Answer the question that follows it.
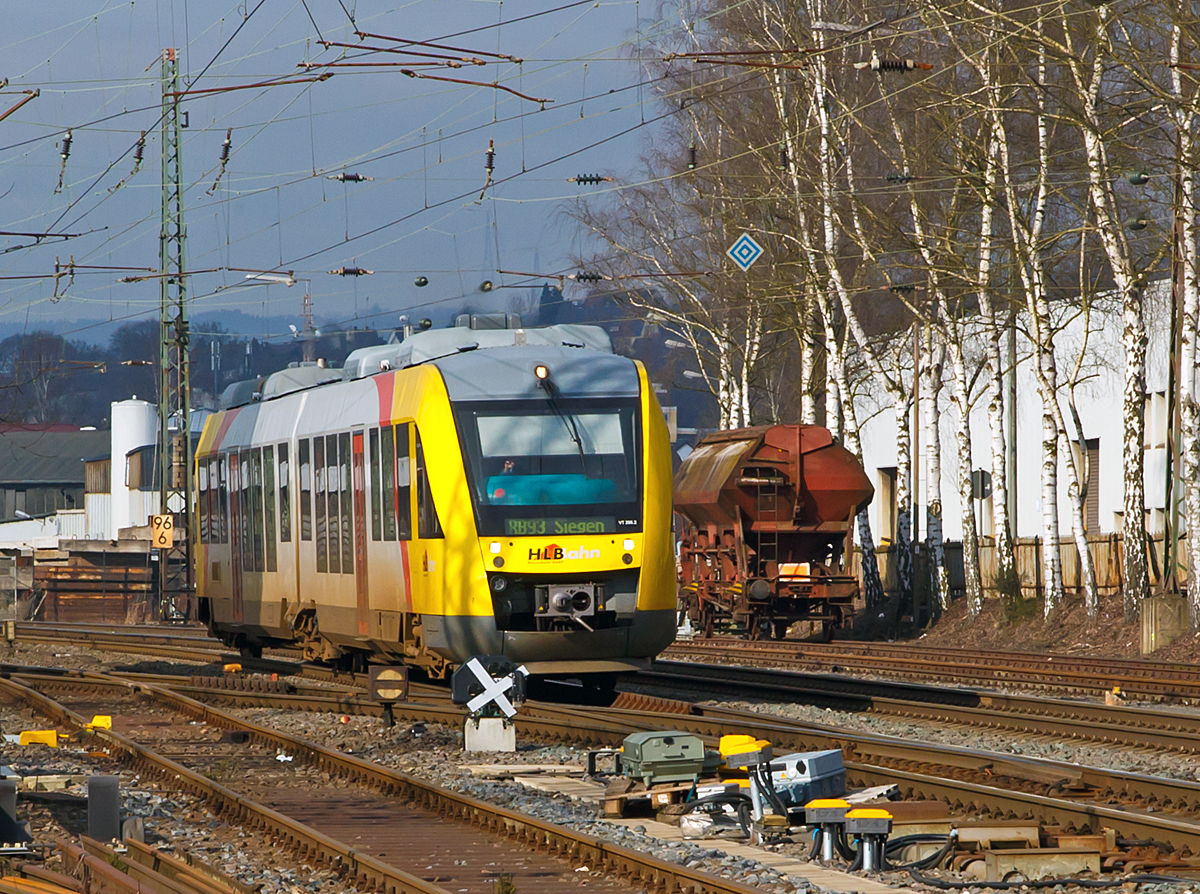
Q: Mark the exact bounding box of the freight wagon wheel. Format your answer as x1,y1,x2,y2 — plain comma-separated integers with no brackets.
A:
816,620,835,643
700,609,715,639
772,621,789,641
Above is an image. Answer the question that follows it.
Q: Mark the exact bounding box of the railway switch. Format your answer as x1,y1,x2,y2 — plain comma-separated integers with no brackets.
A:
846,807,893,872
804,798,850,862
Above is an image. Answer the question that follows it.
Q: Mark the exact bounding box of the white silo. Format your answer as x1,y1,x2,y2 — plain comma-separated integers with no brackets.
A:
110,399,158,537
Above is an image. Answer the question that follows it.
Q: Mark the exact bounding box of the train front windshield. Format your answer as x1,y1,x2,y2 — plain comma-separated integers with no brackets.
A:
453,398,643,536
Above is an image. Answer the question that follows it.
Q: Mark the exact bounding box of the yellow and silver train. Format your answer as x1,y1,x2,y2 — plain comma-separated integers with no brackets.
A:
195,319,676,683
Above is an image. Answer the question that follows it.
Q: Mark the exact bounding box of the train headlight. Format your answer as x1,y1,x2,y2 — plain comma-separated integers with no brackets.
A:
491,575,508,593
623,538,635,551
489,541,502,554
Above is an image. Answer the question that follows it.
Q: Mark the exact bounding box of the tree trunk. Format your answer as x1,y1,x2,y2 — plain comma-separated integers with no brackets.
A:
894,389,915,615
924,329,950,615
947,337,984,615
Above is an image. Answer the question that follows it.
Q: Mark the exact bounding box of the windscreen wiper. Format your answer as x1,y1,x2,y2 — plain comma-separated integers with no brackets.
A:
544,393,590,477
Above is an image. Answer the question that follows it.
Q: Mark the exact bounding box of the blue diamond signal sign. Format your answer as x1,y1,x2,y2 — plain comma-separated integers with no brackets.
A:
727,233,764,272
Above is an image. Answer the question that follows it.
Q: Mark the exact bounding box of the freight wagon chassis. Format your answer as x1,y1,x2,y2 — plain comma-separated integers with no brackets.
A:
680,576,856,640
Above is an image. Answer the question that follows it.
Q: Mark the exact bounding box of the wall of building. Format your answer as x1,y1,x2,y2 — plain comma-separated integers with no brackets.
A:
859,282,1171,542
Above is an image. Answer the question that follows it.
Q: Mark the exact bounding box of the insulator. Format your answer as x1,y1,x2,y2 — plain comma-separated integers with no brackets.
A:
1127,217,1149,231
687,141,697,170
60,129,72,161
571,174,609,185
414,276,429,287
889,283,916,293
329,266,375,276
219,128,232,163
328,172,374,182
886,173,913,183
779,148,788,170
1127,171,1150,186
575,271,603,283
485,139,495,174
133,131,146,165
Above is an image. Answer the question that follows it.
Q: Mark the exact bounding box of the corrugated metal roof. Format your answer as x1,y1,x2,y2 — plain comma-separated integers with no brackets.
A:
0,430,110,485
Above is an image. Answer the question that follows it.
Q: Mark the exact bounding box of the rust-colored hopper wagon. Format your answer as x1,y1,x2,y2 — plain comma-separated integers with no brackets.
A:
674,424,874,640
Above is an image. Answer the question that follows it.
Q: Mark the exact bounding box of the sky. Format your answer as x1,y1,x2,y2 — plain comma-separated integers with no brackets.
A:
0,0,679,346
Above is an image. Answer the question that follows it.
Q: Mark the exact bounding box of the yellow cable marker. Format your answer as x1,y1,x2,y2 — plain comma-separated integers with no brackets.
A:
18,730,58,747
86,715,113,730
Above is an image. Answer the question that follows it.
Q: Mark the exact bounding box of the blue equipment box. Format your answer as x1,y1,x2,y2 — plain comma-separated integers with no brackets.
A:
768,749,845,807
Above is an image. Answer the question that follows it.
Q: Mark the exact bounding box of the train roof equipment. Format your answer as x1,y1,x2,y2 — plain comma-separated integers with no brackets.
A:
218,322,616,409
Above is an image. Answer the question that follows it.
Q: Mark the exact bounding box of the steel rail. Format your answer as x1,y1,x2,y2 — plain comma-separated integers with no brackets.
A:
0,671,767,894
639,662,1200,754
663,640,1200,699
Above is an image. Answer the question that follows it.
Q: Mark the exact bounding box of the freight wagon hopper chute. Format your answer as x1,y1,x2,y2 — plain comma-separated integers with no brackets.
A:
674,425,873,641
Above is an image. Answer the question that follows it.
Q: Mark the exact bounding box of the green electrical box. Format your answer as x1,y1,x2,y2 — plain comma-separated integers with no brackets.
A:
621,730,709,787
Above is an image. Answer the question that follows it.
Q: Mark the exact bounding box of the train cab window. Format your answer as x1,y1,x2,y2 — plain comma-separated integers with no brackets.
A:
314,436,327,573
326,434,341,574
414,427,442,539
395,423,411,540
369,427,382,541
278,443,291,543
251,449,265,572
198,459,209,544
263,445,278,572
383,425,399,540
339,431,354,574
218,455,229,543
298,440,312,543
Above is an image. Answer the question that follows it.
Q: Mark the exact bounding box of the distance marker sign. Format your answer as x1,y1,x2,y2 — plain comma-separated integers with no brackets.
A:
727,232,764,272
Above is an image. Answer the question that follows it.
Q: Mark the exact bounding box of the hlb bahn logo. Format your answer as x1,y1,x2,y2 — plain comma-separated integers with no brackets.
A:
528,543,601,562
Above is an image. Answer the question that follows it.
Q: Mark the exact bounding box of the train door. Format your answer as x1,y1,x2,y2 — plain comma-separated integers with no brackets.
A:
352,430,369,635
228,451,244,623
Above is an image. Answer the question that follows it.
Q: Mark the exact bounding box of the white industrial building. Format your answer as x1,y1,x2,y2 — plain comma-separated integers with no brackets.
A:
859,282,1172,545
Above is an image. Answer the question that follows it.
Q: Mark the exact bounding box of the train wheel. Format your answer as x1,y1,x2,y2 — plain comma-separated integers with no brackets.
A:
239,643,262,659
772,621,789,641
816,620,835,643
701,609,715,639
748,617,767,641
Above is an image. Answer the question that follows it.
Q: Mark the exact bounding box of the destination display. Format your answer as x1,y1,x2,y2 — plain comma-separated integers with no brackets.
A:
504,516,617,536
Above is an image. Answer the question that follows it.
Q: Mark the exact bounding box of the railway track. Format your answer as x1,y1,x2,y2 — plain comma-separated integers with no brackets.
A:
23,622,1200,759
10,663,1200,857
663,638,1200,701
638,661,1200,755
0,669,766,894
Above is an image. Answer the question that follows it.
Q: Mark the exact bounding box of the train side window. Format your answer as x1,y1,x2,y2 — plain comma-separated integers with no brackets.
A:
218,455,229,543
414,427,442,539
198,459,209,544
278,443,291,543
263,445,278,572
382,425,398,540
326,434,341,574
251,448,265,572
299,439,312,543
314,436,327,572
395,423,411,540
339,430,354,574
369,427,382,541
239,450,254,572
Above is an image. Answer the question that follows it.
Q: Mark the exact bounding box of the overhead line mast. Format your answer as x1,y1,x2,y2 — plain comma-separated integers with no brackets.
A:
159,47,194,612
